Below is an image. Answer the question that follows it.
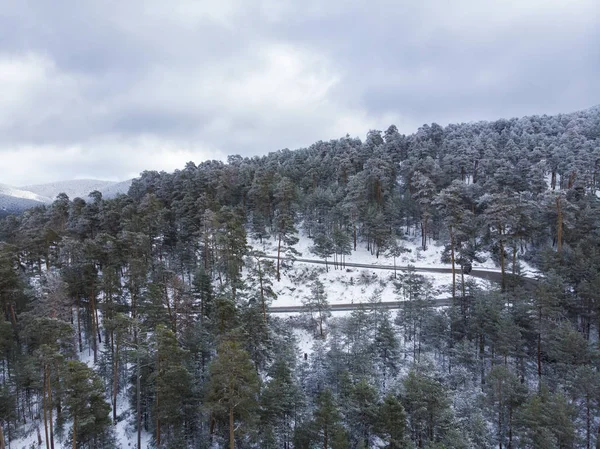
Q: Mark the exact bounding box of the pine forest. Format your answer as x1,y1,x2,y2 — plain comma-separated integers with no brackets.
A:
1,105,600,449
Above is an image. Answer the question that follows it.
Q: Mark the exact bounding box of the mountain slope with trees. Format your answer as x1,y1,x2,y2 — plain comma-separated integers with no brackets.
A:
0,105,599,448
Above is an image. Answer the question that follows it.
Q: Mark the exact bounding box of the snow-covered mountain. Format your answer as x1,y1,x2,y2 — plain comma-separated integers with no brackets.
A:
21,179,119,201
100,179,133,199
0,179,134,216
0,183,52,203
0,184,52,216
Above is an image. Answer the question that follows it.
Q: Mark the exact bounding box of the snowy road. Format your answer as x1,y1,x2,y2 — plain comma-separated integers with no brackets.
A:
269,298,454,313
262,255,537,287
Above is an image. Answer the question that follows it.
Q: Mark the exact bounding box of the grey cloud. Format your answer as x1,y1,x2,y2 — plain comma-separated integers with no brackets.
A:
0,0,598,185
271,0,600,123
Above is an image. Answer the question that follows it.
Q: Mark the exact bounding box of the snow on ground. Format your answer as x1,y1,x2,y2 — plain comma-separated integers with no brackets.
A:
271,261,456,308
249,229,513,310
101,179,134,199
10,423,41,449
9,309,154,449
261,229,536,359
21,179,117,201
250,228,505,271
114,393,153,449
9,395,153,449
9,227,535,448
0,183,52,203
292,327,315,355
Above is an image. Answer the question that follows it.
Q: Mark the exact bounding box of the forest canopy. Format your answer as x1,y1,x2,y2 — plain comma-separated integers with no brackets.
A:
0,105,599,448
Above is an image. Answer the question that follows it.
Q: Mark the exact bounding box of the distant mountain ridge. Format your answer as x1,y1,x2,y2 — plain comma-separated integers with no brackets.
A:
0,184,53,217
0,184,53,203
96,179,134,199
22,179,118,201
0,178,133,216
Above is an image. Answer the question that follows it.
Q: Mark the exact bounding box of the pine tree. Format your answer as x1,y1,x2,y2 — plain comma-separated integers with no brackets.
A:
483,365,527,449
64,360,112,449
313,389,341,449
376,394,408,449
207,340,260,449
517,384,576,449
402,368,452,447
347,379,379,448
259,359,303,449
384,236,410,279
303,278,331,339
568,366,600,449
153,325,193,446
311,231,334,272
411,171,437,251
246,251,277,321
273,177,299,281
373,315,400,389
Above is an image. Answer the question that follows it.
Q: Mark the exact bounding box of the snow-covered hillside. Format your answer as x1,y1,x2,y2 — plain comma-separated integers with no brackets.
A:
0,183,52,203
0,178,134,216
0,184,51,215
22,179,118,201
100,179,133,198
6,227,538,449
247,229,530,309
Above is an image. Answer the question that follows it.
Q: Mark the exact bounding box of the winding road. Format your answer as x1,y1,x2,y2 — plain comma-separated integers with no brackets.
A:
269,299,454,313
265,255,538,314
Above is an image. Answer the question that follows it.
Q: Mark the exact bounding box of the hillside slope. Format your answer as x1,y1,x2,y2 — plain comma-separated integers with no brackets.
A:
0,184,50,215
21,179,118,200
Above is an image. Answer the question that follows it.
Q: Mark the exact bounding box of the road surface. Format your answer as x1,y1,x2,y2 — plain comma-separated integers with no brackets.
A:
264,255,538,314
269,298,454,313
263,255,537,286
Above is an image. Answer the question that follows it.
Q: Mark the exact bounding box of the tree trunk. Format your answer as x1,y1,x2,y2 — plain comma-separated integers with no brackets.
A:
229,406,235,449
461,267,467,332
480,334,485,386
204,233,210,270
421,218,428,251
43,365,49,449
0,421,6,449
556,196,563,253
72,415,77,449
586,396,590,449
90,286,98,363
113,339,119,424
498,377,503,449
449,227,456,300
499,235,506,292
47,368,54,449
95,298,102,344
136,349,142,449
276,233,282,281
537,309,542,379
257,259,267,322
156,383,160,446
568,170,576,189
508,407,513,449
76,298,83,353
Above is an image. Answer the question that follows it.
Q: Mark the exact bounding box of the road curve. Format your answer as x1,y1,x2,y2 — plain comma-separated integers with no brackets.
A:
262,255,536,287
269,298,454,313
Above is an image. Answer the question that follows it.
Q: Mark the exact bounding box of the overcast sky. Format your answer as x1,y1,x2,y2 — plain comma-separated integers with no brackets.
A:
1,0,598,186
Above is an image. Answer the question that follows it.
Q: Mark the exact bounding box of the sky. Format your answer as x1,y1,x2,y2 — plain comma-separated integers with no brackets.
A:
1,0,598,186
